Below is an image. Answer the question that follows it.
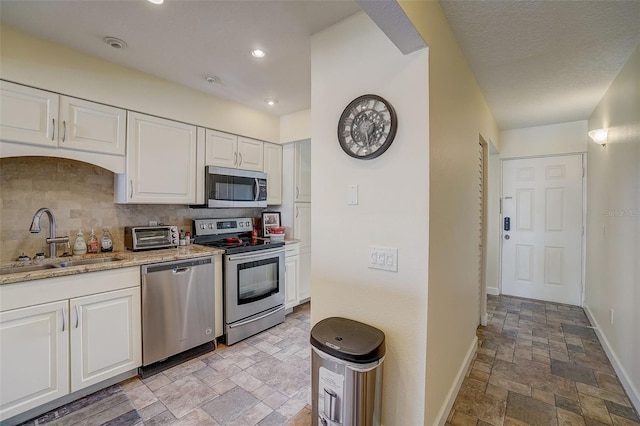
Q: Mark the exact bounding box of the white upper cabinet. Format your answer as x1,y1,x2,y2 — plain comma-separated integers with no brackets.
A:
294,139,311,202
205,129,264,172
116,112,199,204
237,137,264,171
0,81,59,147
59,96,126,156
206,129,238,168
0,81,125,156
264,142,283,205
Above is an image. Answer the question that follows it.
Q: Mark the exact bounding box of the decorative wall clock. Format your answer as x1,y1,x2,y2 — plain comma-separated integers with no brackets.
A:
337,94,397,160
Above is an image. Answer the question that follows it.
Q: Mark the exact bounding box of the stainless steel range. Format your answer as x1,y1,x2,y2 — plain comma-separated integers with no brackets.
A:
192,217,285,345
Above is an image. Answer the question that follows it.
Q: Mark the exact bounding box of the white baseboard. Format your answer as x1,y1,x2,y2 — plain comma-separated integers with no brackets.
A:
435,336,478,426
584,304,640,413
486,286,499,296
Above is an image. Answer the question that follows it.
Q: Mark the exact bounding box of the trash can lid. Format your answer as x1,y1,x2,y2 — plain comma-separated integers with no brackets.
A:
310,317,385,364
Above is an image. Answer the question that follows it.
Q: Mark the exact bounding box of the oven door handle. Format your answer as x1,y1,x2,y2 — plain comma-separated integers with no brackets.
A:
226,247,284,261
228,305,285,329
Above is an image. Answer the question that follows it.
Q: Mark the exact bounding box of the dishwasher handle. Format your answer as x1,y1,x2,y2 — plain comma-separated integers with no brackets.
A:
172,267,191,274
141,256,212,274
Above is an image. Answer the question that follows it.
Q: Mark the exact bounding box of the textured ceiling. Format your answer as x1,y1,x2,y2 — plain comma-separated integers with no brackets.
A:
440,0,640,130
1,0,638,129
0,0,361,117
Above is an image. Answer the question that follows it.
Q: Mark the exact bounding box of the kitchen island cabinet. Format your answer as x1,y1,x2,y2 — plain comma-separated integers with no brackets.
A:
0,267,141,423
115,112,200,204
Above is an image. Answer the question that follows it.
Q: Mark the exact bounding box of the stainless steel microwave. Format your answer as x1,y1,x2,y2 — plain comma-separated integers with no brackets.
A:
124,226,179,251
206,166,267,208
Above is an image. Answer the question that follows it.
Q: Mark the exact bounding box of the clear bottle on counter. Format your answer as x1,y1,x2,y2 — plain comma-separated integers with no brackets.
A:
101,228,113,252
87,229,99,254
73,230,87,255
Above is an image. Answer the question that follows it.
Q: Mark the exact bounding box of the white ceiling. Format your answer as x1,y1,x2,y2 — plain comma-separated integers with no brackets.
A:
1,0,638,130
440,0,640,130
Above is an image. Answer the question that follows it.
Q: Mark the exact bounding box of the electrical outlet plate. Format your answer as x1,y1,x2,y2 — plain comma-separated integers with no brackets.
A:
368,246,398,271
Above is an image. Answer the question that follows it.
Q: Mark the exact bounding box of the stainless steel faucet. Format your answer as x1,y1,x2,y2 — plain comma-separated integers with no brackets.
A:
29,208,69,258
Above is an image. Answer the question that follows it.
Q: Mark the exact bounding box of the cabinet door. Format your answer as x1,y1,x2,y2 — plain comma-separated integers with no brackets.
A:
285,255,300,310
0,81,59,148
237,137,264,171
206,129,238,168
264,143,283,205
70,287,141,392
59,96,126,156
0,301,69,421
126,112,198,204
294,203,312,253
294,139,311,202
298,252,311,302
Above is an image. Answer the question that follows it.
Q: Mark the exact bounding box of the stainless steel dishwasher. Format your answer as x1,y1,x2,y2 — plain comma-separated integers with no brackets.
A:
141,256,215,366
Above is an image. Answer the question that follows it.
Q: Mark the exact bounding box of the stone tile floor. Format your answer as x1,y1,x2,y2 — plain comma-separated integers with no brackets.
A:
120,302,313,426
447,295,640,426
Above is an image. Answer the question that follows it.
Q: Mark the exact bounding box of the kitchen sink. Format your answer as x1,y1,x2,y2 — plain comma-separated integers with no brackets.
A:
0,257,126,275
0,264,57,275
52,257,124,268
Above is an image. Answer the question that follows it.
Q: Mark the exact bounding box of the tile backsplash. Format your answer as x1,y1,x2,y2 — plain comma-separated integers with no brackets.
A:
0,157,263,262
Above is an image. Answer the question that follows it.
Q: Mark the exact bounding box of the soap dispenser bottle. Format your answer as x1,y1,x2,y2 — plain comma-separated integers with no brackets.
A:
73,230,87,255
87,229,99,254
101,228,113,253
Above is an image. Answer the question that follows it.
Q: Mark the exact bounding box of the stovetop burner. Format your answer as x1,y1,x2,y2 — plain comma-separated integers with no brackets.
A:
192,217,285,254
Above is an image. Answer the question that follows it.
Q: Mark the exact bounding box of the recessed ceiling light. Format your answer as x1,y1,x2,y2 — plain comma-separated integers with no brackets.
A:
205,75,220,84
147,0,164,4
103,36,127,49
265,99,278,106
251,49,266,58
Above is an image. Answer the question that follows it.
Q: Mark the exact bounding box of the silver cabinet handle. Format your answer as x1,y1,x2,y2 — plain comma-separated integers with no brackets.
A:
234,152,238,165
296,207,299,218
239,152,243,166
130,180,133,198
51,118,56,141
296,187,299,199
62,121,67,142
61,306,66,332
75,305,80,328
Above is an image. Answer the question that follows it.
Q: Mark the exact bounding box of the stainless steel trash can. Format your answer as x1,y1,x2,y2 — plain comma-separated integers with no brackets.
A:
310,317,385,426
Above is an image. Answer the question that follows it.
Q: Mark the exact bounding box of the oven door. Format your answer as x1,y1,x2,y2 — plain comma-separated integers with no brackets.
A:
224,247,285,324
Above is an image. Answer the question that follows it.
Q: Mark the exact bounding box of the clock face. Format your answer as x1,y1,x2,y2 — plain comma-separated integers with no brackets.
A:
337,94,397,160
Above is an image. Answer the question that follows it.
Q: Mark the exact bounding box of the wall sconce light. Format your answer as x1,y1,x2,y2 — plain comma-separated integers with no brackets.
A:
588,129,608,146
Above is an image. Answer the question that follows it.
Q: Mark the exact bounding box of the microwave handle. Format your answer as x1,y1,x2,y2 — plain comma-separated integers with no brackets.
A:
254,178,260,201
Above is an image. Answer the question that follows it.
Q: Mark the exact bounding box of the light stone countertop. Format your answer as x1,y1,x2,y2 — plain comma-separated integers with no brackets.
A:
0,245,224,285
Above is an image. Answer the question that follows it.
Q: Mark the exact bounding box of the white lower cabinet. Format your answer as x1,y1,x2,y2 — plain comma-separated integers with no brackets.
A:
284,243,300,310
0,301,69,420
0,267,141,422
70,287,141,392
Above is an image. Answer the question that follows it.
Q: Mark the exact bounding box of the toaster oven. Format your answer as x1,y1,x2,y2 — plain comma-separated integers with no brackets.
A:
124,226,179,251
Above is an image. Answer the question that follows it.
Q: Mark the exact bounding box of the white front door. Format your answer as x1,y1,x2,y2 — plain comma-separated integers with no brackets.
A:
501,155,584,305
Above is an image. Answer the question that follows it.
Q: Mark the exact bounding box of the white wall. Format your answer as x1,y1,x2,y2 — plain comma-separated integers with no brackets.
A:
280,109,311,144
311,12,429,425
585,45,640,410
485,121,589,294
399,2,500,423
0,25,280,143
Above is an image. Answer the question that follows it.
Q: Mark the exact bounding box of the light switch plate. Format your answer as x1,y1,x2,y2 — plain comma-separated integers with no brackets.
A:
347,184,358,205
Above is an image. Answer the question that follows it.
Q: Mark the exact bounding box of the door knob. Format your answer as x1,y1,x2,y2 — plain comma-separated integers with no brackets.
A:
504,234,510,240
